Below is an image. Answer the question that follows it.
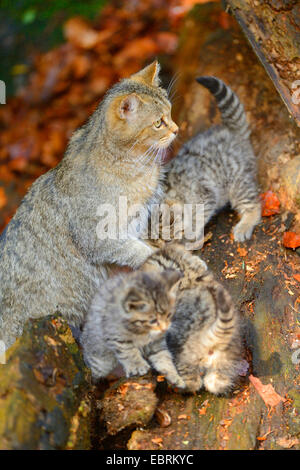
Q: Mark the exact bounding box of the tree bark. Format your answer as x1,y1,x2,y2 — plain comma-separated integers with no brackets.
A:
227,0,300,126
0,316,92,450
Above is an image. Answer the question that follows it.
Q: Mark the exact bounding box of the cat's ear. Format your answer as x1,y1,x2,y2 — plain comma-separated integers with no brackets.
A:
131,61,161,87
163,269,182,290
118,93,140,120
123,288,150,313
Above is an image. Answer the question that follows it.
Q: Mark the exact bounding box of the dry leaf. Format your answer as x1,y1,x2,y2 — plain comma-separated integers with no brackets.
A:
249,375,285,408
151,437,163,445
156,375,165,382
0,187,7,210
64,17,101,49
260,191,280,217
155,407,172,427
198,399,210,415
237,246,248,257
276,437,299,449
283,232,300,249
220,419,233,427
293,274,300,282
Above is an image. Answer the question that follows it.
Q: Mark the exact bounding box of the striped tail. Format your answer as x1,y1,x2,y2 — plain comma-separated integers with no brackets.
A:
196,76,249,138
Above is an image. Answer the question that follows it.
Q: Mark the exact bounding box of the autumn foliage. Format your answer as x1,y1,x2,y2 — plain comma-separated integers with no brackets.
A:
260,191,280,217
283,231,300,249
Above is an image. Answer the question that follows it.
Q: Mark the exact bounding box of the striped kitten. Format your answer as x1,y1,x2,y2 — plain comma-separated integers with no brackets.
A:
165,76,261,246
143,244,242,395
81,269,185,388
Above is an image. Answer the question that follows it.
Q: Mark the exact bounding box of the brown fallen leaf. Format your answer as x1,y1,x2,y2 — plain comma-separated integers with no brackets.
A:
0,187,7,210
249,375,285,408
198,399,210,415
220,419,233,427
156,375,165,382
237,246,248,257
155,407,172,428
260,191,280,217
151,437,163,446
63,17,101,49
293,274,300,282
178,414,188,420
276,437,299,449
283,232,300,249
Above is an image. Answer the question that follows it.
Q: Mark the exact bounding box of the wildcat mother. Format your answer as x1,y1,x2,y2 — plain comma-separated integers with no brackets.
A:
0,62,178,349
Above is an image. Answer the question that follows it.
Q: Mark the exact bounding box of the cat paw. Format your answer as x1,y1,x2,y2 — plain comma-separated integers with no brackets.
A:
204,373,232,395
233,222,254,242
130,242,153,269
172,377,186,389
184,376,203,393
125,362,150,377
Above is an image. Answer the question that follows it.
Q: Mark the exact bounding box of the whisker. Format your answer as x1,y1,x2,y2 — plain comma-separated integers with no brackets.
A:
167,72,181,98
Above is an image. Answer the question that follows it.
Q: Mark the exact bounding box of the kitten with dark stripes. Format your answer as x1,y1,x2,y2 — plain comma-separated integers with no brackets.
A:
165,76,261,246
143,244,242,395
81,269,186,388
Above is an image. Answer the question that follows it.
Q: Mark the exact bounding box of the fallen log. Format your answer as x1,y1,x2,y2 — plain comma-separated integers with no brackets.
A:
0,316,92,450
227,0,300,127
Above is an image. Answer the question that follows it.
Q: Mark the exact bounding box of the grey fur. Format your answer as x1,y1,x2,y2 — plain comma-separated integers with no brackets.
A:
0,63,178,349
143,244,242,395
81,270,185,388
165,76,261,245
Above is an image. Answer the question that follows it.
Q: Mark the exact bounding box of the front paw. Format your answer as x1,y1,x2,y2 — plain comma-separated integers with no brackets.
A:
130,242,153,269
125,361,150,377
233,221,254,242
184,376,204,393
170,376,186,389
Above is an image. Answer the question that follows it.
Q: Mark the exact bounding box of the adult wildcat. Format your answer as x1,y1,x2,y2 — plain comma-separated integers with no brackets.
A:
0,61,178,349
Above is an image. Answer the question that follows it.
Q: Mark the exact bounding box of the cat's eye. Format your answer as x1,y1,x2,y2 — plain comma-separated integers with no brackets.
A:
150,319,158,324
154,118,163,128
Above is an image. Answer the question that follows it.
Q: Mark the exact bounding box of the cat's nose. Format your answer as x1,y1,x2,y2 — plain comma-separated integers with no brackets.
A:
172,126,179,135
160,321,168,331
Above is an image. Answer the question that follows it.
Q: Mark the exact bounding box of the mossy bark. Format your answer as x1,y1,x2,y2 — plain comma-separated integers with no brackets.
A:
0,316,92,450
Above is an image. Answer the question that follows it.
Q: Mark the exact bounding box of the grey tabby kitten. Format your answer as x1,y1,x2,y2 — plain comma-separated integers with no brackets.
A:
165,76,261,246
0,62,178,349
81,269,185,388
143,243,242,395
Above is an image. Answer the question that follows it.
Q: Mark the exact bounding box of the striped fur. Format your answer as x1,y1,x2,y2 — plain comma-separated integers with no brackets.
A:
165,76,261,245
81,269,185,388
0,61,179,349
196,76,249,138
143,244,242,395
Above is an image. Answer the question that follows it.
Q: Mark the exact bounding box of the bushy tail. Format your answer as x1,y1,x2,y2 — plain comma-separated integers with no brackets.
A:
196,76,249,138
